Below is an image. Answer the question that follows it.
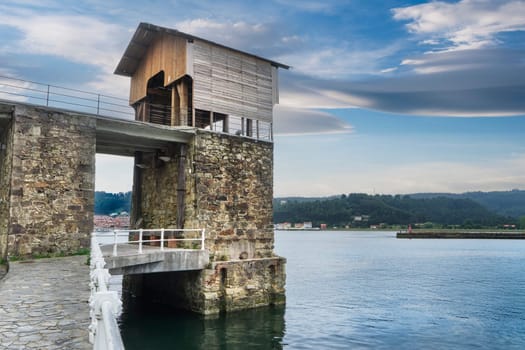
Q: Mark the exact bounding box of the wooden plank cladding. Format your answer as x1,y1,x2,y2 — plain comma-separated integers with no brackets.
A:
193,40,275,123
115,23,288,138
129,33,187,104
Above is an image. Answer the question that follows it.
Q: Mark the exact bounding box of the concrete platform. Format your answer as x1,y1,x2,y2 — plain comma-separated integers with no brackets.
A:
100,244,209,275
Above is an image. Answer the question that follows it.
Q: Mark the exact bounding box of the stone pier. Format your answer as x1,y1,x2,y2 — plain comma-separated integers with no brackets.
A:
1,101,286,315
127,130,286,314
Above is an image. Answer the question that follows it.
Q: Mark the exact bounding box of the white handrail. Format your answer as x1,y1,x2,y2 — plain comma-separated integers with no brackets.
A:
97,228,206,257
89,233,125,350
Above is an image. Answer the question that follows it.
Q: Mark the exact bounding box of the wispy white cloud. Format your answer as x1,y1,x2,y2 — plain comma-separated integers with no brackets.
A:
280,73,370,109
0,4,134,103
0,8,127,72
279,43,402,79
380,67,398,74
280,48,525,116
95,154,134,192
393,0,525,51
175,18,303,58
273,0,342,13
274,106,353,136
373,155,525,195
275,154,525,197
176,17,401,79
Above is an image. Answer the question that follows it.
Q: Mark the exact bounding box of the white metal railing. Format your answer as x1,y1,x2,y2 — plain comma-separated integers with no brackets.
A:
100,228,206,257
89,234,125,350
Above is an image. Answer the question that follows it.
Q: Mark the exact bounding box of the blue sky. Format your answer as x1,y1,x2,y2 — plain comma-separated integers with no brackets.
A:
1,0,524,196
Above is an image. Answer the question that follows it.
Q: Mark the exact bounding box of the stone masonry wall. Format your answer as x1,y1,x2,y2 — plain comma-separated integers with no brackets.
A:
132,130,285,314
134,148,181,228
7,105,95,257
186,130,275,261
136,130,275,260
126,257,286,315
0,117,14,261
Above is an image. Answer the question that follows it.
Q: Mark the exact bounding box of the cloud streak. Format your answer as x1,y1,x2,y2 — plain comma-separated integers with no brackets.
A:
0,8,126,72
273,106,353,136
275,154,525,197
280,48,525,117
392,0,525,51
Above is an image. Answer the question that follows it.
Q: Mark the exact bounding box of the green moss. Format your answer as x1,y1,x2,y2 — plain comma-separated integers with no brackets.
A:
8,248,91,262
8,255,22,262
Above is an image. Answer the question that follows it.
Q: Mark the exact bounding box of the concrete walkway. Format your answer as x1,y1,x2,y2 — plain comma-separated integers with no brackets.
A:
0,255,91,349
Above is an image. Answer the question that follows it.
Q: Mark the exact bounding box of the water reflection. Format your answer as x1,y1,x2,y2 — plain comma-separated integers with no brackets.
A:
119,295,286,350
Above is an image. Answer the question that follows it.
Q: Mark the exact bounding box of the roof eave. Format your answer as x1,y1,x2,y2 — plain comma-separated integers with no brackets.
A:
114,22,290,77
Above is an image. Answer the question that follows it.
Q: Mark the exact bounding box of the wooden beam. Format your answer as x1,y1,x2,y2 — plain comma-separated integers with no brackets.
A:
171,86,178,126
176,79,189,126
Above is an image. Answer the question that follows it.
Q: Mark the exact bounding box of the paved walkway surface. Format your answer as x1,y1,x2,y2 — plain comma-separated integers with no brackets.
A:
0,255,91,349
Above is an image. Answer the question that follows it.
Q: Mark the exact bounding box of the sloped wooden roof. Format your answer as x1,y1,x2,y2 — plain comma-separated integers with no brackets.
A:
114,22,289,77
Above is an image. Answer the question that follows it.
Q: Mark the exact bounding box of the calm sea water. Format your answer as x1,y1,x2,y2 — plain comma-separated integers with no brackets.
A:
119,231,525,349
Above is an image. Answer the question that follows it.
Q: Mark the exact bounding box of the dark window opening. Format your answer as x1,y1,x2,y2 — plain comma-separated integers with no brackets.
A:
246,118,253,137
194,109,229,132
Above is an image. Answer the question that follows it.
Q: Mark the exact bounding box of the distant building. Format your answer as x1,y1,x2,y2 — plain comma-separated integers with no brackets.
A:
94,215,130,229
275,222,292,230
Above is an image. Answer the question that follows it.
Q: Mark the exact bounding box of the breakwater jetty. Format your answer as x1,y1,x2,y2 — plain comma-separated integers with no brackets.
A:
0,256,91,349
397,231,525,239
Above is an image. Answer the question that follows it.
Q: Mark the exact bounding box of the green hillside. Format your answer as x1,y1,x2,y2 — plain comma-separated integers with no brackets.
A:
94,191,131,215
274,193,515,228
410,190,525,218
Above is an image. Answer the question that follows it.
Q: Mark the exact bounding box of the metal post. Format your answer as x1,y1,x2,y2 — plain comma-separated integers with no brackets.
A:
138,229,143,254
112,230,117,257
97,94,100,115
46,85,50,106
160,228,165,251
201,229,205,250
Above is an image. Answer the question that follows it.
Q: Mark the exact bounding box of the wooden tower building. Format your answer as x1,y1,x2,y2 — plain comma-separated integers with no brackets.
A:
114,23,288,314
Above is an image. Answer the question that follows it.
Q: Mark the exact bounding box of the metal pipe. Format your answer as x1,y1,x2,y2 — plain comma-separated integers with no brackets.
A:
138,229,143,254
160,228,165,251
112,230,118,257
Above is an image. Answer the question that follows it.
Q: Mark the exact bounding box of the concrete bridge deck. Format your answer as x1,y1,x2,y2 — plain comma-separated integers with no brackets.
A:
0,256,91,349
99,244,210,275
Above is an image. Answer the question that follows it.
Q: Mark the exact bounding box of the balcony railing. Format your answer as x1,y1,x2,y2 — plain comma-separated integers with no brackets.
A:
0,75,134,119
0,75,273,141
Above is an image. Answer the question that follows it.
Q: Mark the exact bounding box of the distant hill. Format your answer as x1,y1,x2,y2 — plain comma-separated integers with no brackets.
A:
95,190,523,227
95,191,131,215
409,190,525,218
274,193,515,228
